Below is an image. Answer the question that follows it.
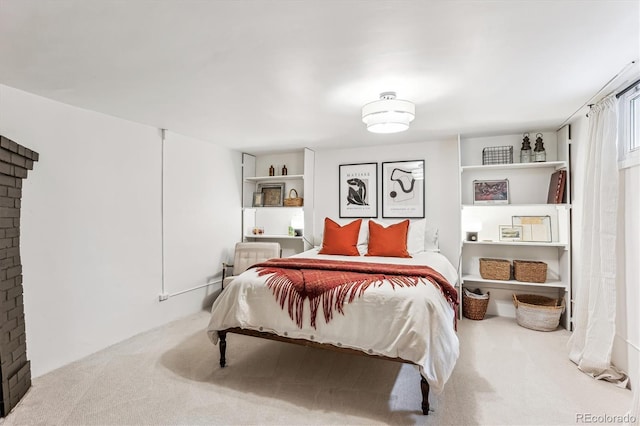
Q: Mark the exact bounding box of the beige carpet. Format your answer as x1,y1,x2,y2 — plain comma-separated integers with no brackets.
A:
0,311,632,425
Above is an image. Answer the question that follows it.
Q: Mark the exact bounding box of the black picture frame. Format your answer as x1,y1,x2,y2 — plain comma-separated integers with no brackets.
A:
339,162,378,218
381,160,425,218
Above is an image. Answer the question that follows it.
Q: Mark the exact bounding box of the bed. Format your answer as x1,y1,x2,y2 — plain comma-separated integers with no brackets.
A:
206,218,459,415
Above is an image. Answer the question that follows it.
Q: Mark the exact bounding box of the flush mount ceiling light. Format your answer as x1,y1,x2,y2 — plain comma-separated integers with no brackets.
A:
362,91,415,134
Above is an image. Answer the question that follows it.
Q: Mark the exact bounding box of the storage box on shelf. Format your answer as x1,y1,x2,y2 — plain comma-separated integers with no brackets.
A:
479,258,511,280
513,260,547,283
458,129,572,329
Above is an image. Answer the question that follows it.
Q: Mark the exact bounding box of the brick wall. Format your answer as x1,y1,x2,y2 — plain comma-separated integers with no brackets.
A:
0,136,38,416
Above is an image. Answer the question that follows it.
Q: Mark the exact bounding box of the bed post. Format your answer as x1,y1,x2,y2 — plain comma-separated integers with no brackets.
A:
219,330,227,368
420,376,430,415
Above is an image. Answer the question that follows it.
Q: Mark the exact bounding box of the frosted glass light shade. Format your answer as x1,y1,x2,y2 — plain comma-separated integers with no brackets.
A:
362,93,415,134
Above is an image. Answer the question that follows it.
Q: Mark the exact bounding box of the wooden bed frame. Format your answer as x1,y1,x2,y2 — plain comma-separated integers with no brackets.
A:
218,327,431,415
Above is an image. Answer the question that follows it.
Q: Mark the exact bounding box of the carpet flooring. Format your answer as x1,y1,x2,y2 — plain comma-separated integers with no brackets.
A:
0,311,632,425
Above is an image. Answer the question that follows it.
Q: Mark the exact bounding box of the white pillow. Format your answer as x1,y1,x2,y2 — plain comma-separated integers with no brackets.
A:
425,225,440,252
407,219,426,254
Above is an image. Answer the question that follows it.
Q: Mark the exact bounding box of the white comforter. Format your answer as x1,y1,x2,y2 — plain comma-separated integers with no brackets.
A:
207,249,459,392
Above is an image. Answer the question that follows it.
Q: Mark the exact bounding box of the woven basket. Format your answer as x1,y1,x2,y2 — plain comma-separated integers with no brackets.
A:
479,258,511,280
513,294,565,331
463,290,490,320
513,260,547,283
283,189,303,207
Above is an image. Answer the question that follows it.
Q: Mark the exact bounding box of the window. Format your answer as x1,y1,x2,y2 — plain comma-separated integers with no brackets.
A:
618,80,640,168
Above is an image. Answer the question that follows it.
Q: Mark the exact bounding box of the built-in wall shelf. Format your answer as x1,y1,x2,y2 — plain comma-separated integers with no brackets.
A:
242,149,314,257
243,206,304,211
462,274,567,289
244,174,304,182
463,240,568,248
461,204,571,209
244,234,303,240
458,130,572,329
461,160,567,172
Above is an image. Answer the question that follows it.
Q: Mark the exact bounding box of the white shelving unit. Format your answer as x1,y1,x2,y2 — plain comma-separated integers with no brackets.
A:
458,129,572,329
242,149,314,257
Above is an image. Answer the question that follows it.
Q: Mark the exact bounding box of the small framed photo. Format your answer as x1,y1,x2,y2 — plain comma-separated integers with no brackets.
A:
499,225,523,241
473,179,509,204
252,191,263,207
257,182,285,207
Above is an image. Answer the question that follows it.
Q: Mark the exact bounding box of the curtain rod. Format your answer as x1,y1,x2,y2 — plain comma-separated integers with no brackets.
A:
557,60,637,130
616,78,640,98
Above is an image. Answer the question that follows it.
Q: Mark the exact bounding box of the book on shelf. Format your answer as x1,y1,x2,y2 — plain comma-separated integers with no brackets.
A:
547,169,567,204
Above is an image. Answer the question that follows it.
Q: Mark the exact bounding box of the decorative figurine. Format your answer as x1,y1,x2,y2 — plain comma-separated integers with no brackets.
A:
520,132,532,163
534,133,546,162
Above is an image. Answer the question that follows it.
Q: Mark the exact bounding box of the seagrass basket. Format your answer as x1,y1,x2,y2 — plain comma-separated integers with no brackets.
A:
283,188,303,207
513,294,565,331
513,260,547,283
462,289,490,320
479,258,511,280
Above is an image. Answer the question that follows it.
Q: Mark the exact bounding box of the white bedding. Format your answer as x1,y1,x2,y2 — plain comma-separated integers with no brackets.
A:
206,248,459,392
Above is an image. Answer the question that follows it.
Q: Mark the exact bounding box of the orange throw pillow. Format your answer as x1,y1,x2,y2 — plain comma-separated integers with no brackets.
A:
366,220,411,258
318,218,362,256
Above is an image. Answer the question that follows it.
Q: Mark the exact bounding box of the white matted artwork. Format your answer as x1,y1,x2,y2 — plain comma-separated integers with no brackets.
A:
382,160,425,218
339,162,378,218
512,216,552,242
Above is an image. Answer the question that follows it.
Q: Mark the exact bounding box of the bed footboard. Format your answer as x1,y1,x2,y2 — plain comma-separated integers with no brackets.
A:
216,328,431,415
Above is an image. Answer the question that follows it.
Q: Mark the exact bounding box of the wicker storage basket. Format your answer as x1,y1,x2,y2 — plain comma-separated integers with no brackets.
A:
283,189,303,207
513,294,565,331
462,289,490,320
513,260,547,283
479,258,511,280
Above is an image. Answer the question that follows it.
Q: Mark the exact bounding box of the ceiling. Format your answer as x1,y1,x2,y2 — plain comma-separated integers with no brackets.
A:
1,1,638,153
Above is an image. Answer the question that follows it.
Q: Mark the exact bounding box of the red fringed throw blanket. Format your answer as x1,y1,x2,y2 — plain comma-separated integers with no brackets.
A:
251,258,458,329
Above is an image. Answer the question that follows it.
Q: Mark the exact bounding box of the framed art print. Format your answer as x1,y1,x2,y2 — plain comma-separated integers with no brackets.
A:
473,179,509,204
381,160,425,218
257,182,285,207
252,191,263,207
512,215,552,242
339,162,378,218
499,225,523,241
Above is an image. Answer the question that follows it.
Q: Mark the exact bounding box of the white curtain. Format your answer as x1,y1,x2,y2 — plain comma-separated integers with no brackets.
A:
568,95,628,386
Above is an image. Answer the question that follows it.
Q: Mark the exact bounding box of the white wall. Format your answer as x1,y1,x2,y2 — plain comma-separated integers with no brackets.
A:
570,114,639,388
313,138,460,265
163,131,242,296
0,85,241,377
